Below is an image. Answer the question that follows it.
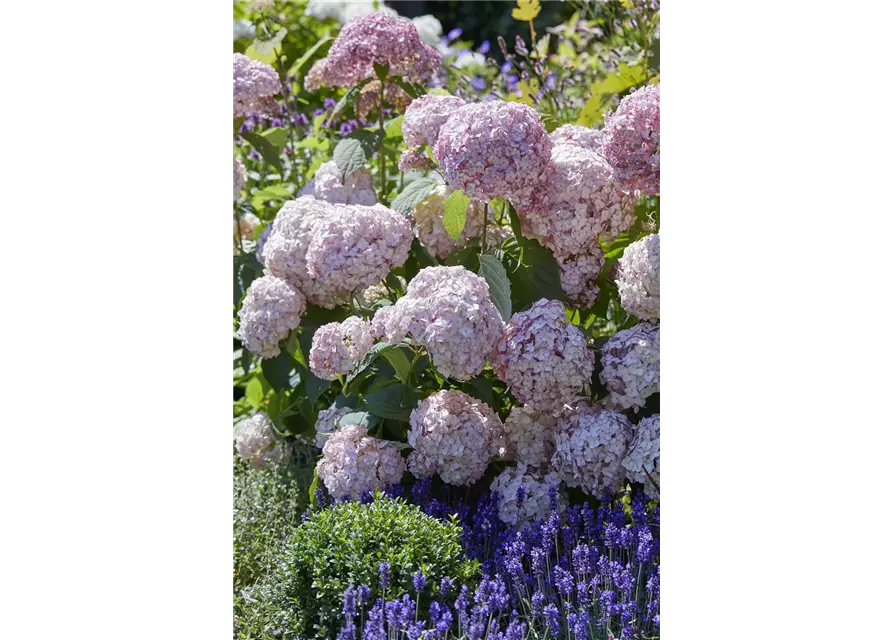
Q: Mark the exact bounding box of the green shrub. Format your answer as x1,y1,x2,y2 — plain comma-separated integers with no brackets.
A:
235,493,479,639
232,441,317,591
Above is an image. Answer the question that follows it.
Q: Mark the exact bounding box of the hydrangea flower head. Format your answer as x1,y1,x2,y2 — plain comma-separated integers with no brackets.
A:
402,94,467,148
600,322,660,410
300,160,378,206
557,250,605,309
235,412,288,469
237,275,306,358
549,124,605,153
503,406,559,471
617,233,660,321
407,389,505,486
398,149,435,173
434,101,552,203
603,83,660,195
303,58,328,92
316,424,406,500
233,53,281,117
622,413,660,499
309,317,375,380
262,196,336,294
356,81,412,120
314,405,355,448
493,299,594,414
412,185,485,259
377,266,503,380
551,401,633,495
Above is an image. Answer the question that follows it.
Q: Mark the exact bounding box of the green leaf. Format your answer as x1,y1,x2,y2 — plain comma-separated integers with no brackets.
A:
337,411,379,430
443,190,470,241
332,78,372,119
577,63,648,127
380,347,412,383
333,138,366,176
245,377,264,408
289,36,333,78
373,61,389,82
344,342,393,391
363,383,417,421
298,135,330,151
391,178,437,216
308,468,319,507
478,255,513,322
242,131,283,172
261,351,298,392
261,127,289,150
250,184,292,211
385,116,404,139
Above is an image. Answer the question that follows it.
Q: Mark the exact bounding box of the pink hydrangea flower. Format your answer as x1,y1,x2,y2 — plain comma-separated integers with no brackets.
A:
300,160,378,206
262,196,335,294
493,299,594,415
309,317,375,381
314,405,355,448
434,101,552,203
600,322,660,410
234,157,247,201
402,94,467,148
550,124,605,153
616,233,660,321
398,149,434,172
303,58,328,92
233,53,281,117
316,424,406,500
407,389,505,486
237,275,306,359
503,406,559,471
490,464,566,526
603,83,660,195
557,250,605,309
622,413,660,499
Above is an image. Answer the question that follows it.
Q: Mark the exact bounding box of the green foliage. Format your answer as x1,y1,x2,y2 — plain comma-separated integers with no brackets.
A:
392,177,438,217
442,190,470,241
478,254,513,322
232,446,318,592
236,494,479,638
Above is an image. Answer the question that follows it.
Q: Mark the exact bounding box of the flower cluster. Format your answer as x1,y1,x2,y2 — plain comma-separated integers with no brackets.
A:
552,402,633,495
233,156,247,201
356,81,412,120
262,197,413,309
623,414,660,499
434,101,552,203
375,266,503,380
233,213,260,255
557,251,605,309
300,160,378,206
318,12,441,88
412,185,485,259
309,317,375,381
359,275,404,307
234,412,288,469
233,53,281,117
402,94,467,149
549,124,605,153
604,83,660,195
503,405,558,471
314,405,355,448
617,233,660,321
493,299,595,415
407,389,505,486
237,275,306,358
600,322,660,410
316,424,406,500
397,149,434,172
490,463,567,526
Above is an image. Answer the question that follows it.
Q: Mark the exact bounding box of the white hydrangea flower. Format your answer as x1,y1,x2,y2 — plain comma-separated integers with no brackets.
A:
305,0,395,23
308,317,375,381
407,389,505,486
412,14,443,46
552,402,633,496
622,414,660,500
262,196,335,294
234,157,247,201
237,275,306,358
454,51,486,69
378,266,503,380
600,322,660,410
617,233,660,321
490,463,567,526
314,405,355,448
413,185,485,259
503,406,559,471
493,299,595,415
316,424,406,500
300,160,378,206
235,412,288,469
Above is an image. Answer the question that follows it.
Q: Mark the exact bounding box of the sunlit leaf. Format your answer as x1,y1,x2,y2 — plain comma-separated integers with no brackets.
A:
512,0,541,22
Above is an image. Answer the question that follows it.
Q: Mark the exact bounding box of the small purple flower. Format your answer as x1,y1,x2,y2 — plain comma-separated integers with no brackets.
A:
323,97,337,109
412,568,426,592
448,28,463,41
479,40,491,54
470,76,486,92
378,561,390,590
440,576,454,595
500,61,513,74
544,604,561,636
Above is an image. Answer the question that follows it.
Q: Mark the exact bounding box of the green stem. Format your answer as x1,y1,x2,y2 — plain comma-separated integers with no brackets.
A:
481,202,488,254
378,82,387,203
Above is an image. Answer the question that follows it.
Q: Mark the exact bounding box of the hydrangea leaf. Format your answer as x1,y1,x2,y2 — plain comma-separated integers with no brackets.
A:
261,127,288,151
245,377,264,408
242,131,283,172
443,190,470,241
288,36,333,78
391,178,437,217
478,254,513,322
333,138,367,176
380,347,412,384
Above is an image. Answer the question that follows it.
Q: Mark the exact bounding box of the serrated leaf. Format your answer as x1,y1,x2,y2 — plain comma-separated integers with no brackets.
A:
512,0,541,21
478,255,512,322
391,178,437,216
245,377,263,408
261,127,288,150
363,384,417,421
345,342,393,389
337,411,379,430
262,351,298,392
443,190,470,241
333,138,367,176
577,63,648,127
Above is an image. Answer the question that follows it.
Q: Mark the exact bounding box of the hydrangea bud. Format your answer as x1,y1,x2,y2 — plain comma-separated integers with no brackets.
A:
616,233,660,321
235,412,288,469
622,414,660,499
309,316,375,381
237,275,306,358
600,322,660,410
603,83,660,195
490,463,567,526
316,424,406,500
233,53,281,117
